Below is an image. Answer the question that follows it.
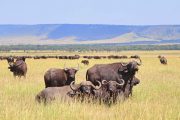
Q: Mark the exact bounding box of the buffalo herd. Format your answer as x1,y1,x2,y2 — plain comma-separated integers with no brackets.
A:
1,54,168,105
35,58,141,105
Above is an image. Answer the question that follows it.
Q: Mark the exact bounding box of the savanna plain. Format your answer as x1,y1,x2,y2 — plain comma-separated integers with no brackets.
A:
0,50,180,120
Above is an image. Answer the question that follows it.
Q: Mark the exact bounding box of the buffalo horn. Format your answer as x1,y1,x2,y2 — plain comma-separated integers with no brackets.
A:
90,81,102,90
70,81,80,91
116,79,125,86
121,63,128,67
137,58,142,66
102,80,108,85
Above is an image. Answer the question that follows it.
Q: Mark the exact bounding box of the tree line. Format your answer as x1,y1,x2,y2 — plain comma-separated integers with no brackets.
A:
0,44,180,51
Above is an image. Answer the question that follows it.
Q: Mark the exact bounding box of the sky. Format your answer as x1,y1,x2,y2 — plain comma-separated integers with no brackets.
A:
0,0,180,25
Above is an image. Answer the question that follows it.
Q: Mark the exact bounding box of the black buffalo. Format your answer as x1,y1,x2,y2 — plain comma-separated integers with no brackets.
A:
93,77,140,103
130,55,140,59
7,57,27,78
87,66,125,85
158,55,167,65
81,60,89,65
44,65,79,88
93,80,125,104
86,59,141,84
70,79,125,104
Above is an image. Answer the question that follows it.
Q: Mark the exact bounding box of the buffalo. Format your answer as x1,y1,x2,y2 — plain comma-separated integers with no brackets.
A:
81,60,89,65
0,56,7,60
35,81,101,104
130,55,140,59
44,65,79,88
58,55,80,60
70,81,102,96
7,57,27,78
158,55,167,65
93,56,101,59
86,59,141,84
93,77,140,103
86,66,125,85
107,55,128,59
94,80,125,104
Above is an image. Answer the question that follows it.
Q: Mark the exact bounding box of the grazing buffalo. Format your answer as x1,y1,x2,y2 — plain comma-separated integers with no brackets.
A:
0,56,7,60
83,56,93,59
44,65,79,88
158,55,167,65
81,60,89,65
35,81,101,104
58,55,80,60
7,57,27,78
93,56,101,59
121,55,128,59
130,55,140,59
107,55,128,59
33,56,41,59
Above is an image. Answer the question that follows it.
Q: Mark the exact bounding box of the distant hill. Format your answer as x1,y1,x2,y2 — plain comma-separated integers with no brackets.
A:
0,24,180,45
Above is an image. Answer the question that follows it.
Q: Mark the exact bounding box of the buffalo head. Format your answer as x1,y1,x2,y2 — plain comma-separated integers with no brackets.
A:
64,68,78,78
119,58,142,75
16,56,26,62
7,57,15,67
64,68,78,79
102,79,124,95
70,81,101,95
64,64,79,79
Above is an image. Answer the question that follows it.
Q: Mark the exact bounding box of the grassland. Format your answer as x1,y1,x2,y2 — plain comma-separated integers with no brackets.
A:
0,50,180,120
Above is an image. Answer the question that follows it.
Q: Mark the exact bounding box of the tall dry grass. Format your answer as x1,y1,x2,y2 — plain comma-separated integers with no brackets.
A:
0,50,180,120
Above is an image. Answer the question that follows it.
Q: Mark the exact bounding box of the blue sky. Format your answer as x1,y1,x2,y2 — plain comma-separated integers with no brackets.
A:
0,0,180,25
